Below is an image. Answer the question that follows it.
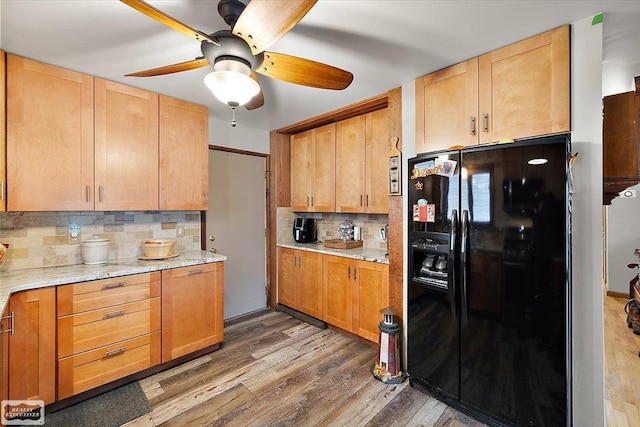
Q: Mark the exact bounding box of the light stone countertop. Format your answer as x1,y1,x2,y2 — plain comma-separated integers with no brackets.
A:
277,242,389,264
0,250,226,312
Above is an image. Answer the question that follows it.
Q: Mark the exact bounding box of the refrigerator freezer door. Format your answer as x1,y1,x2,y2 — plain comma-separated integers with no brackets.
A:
458,137,568,426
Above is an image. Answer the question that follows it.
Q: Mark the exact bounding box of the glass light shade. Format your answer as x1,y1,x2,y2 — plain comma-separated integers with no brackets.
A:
204,70,260,107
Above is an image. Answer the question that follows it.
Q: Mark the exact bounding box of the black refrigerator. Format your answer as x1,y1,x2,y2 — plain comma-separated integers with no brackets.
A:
407,135,571,427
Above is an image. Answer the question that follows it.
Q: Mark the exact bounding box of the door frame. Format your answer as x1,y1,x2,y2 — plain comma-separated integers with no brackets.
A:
202,145,271,307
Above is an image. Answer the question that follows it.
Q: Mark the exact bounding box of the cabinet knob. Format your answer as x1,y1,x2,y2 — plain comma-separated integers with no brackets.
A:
209,235,216,242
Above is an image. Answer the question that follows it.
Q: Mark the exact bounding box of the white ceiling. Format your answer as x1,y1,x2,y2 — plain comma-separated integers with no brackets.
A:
1,0,639,132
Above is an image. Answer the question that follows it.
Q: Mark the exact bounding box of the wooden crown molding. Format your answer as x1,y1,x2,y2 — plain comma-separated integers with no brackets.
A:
275,93,388,135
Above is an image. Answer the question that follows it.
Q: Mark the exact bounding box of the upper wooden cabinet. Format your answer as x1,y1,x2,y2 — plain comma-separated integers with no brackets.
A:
416,59,479,152
94,79,159,210
7,54,94,211
290,123,336,212
0,51,6,212
5,54,208,211
335,109,389,213
159,95,209,210
416,25,570,154
603,86,640,204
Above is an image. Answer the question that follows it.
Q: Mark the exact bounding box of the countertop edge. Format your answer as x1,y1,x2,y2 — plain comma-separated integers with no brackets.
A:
0,250,226,312
276,242,389,264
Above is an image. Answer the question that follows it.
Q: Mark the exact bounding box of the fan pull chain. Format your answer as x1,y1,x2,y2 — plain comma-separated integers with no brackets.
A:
230,106,237,128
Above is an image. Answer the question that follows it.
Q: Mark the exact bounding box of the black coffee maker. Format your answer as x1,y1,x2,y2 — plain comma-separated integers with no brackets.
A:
293,218,316,243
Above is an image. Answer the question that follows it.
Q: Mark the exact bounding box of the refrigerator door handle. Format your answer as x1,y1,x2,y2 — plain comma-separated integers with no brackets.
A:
449,210,458,320
460,210,470,322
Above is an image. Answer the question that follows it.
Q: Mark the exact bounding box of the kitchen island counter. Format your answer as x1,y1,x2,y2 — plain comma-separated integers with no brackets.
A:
0,250,226,311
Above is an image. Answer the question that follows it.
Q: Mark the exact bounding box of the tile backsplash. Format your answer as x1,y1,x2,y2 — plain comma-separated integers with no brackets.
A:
0,211,201,270
277,207,388,251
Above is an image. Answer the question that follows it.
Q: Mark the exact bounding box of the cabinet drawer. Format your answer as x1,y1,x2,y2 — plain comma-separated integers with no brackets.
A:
58,298,161,358
57,272,161,315
58,332,161,399
168,262,219,279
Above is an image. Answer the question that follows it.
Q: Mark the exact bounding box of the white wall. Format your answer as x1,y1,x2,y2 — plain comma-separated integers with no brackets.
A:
606,183,640,294
570,15,604,426
209,115,270,154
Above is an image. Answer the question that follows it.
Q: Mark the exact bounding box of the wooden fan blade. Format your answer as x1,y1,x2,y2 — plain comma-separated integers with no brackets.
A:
232,0,317,55
244,73,265,110
256,52,353,90
126,58,209,77
121,0,220,45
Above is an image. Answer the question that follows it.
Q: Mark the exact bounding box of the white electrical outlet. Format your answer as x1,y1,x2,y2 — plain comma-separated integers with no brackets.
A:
176,226,185,237
68,223,81,245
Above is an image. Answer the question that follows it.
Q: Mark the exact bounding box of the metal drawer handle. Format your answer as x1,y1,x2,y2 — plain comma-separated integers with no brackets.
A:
103,281,125,290
103,309,126,319
1,312,14,335
188,269,204,275
103,346,126,357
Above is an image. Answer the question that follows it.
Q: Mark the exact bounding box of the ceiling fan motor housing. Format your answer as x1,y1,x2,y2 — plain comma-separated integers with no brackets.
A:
201,30,263,71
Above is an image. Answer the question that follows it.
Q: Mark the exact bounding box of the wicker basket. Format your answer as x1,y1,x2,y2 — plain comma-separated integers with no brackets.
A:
142,239,176,258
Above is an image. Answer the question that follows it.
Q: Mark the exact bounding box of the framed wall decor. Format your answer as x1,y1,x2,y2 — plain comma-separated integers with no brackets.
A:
388,136,402,195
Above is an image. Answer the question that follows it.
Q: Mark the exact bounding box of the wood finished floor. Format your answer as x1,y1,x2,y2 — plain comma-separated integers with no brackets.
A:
604,293,640,427
123,311,487,427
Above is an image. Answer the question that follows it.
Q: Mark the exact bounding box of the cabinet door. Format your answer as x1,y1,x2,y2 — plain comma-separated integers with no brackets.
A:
290,130,313,212
7,54,94,211
298,251,324,319
478,25,569,143
603,91,639,179
336,116,366,213
162,263,224,362
277,247,297,308
159,96,209,210
323,255,353,331
0,305,9,402
365,109,389,214
8,288,56,404
0,51,6,212
353,261,389,342
311,123,336,212
415,58,479,154
95,79,159,210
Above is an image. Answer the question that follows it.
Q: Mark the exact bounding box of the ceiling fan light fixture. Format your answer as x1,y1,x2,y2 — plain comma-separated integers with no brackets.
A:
204,58,260,107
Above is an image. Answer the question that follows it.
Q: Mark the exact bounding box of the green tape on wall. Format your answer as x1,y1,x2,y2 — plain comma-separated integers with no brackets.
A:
592,13,603,25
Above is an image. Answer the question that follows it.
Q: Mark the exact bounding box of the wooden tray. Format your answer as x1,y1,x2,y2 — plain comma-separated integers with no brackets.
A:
323,239,363,250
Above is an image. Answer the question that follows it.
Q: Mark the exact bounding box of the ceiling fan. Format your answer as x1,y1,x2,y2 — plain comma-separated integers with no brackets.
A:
121,0,354,111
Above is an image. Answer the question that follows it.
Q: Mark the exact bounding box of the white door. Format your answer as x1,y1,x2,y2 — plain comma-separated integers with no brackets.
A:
207,149,267,319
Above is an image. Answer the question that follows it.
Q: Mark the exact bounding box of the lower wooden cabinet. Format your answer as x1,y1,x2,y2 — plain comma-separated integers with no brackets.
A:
314,253,388,342
0,305,8,402
57,272,161,399
8,288,56,404
323,255,389,341
322,255,355,331
161,263,224,362
277,247,323,319
353,261,389,342
1,262,225,406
